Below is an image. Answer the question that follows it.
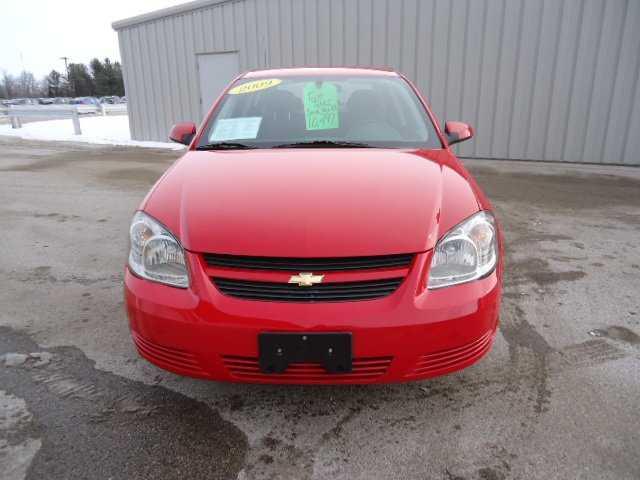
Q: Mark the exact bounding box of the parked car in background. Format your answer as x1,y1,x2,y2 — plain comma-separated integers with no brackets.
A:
119,96,127,103
70,97,101,107
99,96,120,104
8,98,39,106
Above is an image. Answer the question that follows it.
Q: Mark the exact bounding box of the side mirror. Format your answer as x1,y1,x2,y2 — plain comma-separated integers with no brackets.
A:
169,122,197,145
444,121,474,146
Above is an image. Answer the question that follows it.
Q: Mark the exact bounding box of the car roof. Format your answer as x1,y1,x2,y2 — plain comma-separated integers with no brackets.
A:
242,67,400,79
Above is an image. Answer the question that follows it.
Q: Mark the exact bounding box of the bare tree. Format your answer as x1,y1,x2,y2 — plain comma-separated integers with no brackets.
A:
1,71,16,99
17,71,38,97
45,70,63,97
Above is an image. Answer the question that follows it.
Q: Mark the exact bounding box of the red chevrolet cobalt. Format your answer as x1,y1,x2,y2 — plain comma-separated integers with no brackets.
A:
125,68,503,384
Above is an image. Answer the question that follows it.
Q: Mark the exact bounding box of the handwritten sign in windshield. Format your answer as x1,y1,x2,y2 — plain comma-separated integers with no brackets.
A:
303,82,340,131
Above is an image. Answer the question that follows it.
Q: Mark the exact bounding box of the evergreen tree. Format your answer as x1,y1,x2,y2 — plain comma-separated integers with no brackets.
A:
90,58,125,96
90,58,108,95
67,63,95,97
113,61,125,97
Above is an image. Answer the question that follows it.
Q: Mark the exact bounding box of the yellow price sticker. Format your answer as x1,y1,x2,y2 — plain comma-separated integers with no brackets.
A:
228,78,282,95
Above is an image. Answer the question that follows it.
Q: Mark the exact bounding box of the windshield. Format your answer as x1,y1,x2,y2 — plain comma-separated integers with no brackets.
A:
198,75,441,149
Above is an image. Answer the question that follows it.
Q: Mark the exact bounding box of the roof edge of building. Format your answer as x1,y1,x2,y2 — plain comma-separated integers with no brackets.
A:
112,0,234,30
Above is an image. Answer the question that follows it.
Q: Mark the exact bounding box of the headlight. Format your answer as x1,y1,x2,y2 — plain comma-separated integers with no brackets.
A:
428,211,497,289
128,211,189,288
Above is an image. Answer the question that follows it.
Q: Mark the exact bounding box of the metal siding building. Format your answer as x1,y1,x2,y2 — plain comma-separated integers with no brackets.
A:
113,0,640,164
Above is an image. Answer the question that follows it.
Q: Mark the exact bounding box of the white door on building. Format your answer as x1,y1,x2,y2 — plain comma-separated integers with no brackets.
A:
197,52,240,118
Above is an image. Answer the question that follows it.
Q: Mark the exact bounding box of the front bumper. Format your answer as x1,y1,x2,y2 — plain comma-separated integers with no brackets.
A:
124,251,501,384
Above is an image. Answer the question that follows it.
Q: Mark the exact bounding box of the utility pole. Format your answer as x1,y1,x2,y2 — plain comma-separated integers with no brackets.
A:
60,56,71,96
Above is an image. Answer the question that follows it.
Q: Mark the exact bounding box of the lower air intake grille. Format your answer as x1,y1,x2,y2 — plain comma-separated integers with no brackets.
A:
213,277,404,302
131,332,204,376
223,355,393,382
203,253,414,271
407,330,494,378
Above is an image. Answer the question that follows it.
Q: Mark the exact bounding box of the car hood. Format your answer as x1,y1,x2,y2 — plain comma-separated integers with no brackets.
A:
143,149,481,257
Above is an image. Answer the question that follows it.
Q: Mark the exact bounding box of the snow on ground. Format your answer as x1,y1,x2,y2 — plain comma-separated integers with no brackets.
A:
0,115,184,150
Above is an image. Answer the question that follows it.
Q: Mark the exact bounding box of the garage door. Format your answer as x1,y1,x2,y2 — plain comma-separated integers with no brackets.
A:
197,52,240,119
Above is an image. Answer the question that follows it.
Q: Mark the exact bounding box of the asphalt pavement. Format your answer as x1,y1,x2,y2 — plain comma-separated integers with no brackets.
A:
0,137,638,480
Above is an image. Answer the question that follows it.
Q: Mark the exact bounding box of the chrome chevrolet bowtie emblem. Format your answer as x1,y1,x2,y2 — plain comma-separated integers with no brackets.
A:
288,272,324,287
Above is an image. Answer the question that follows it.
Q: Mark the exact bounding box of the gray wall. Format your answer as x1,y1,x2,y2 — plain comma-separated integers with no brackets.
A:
114,0,640,164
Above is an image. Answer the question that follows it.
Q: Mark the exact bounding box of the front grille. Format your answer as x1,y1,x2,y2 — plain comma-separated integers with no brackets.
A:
213,277,404,302
223,355,393,382
203,253,414,271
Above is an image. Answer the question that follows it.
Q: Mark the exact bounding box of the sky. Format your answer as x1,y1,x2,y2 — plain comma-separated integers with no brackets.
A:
0,0,187,78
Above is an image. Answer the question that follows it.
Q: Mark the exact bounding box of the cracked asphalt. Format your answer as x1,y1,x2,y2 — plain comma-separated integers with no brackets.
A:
1,137,639,480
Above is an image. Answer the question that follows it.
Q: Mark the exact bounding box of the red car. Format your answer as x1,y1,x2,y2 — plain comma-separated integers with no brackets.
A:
125,67,503,384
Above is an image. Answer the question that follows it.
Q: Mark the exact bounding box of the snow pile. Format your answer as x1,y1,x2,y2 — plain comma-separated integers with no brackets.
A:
0,115,184,150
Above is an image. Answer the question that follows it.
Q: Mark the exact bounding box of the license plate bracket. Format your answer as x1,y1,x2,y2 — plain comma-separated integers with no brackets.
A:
258,333,352,374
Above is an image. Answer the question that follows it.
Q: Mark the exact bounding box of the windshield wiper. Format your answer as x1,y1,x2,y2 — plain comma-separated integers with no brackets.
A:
196,142,256,150
272,140,375,149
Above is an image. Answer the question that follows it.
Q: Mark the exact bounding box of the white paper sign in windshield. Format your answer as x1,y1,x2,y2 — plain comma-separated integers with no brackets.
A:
210,117,262,141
